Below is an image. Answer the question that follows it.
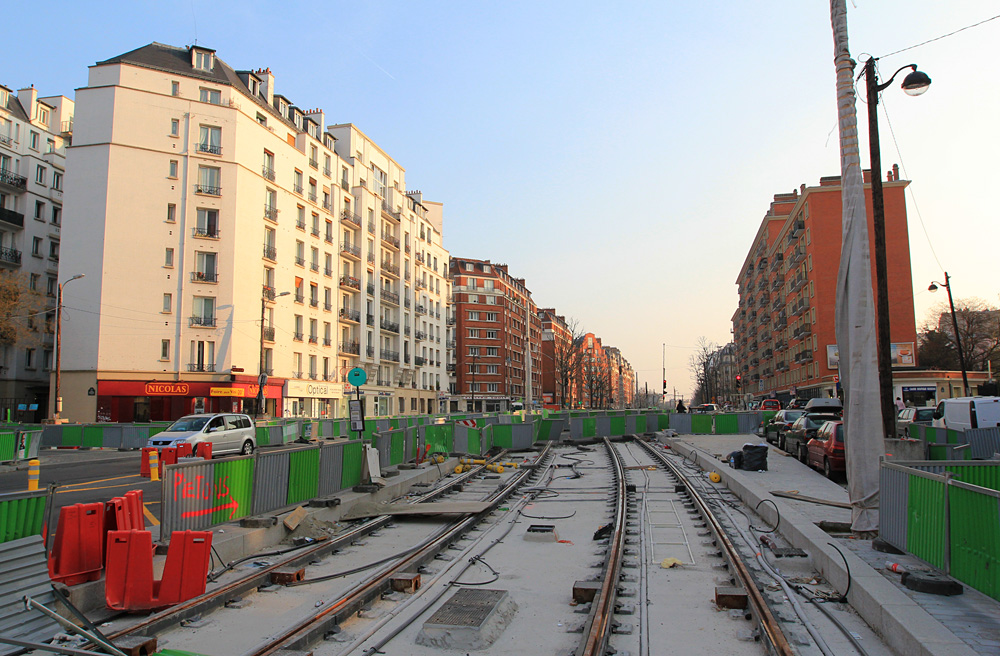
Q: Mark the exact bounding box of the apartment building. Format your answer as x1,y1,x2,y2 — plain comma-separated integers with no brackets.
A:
732,169,918,403
58,43,446,421
602,346,637,408
448,258,541,412
538,309,576,409
0,84,73,419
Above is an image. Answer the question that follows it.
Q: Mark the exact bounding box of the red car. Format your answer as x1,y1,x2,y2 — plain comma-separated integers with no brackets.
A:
760,399,782,411
806,420,845,479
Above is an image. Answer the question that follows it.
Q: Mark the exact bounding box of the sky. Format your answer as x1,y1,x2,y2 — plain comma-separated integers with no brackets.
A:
6,1,999,398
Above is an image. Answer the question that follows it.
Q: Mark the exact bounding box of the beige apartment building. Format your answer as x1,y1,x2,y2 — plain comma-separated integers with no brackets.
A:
0,84,73,421
58,43,447,422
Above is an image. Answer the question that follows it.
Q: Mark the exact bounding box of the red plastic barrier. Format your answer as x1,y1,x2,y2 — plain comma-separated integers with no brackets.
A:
175,443,193,458
49,503,105,585
160,447,178,467
140,447,157,478
105,530,212,611
195,442,213,460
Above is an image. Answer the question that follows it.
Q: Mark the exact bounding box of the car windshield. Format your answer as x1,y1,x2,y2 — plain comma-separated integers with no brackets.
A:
806,414,839,428
915,408,935,421
166,416,210,432
786,410,805,421
835,424,844,442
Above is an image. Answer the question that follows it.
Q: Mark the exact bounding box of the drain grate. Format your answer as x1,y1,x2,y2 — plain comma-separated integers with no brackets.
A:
424,589,508,629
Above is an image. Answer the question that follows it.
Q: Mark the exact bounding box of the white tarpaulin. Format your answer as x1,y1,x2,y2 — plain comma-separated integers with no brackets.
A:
830,0,884,534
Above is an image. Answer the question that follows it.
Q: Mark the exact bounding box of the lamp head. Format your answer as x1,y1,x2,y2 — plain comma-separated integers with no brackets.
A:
901,69,931,96
928,282,939,293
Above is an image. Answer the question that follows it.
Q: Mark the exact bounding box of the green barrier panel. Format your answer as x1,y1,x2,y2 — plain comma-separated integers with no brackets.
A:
0,433,15,463
635,415,647,433
255,426,271,446
62,425,82,447
82,425,104,448
691,415,713,434
424,424,455,454
715,414,739,434
946,465,1000,492
949,485,1000,601
491,425,514,448
0,493,46,543
390,433,405,465
287,449,320,505
212,458,255,524
946,429,963,445
341,442,364,488
148,424,167,438
581,418,597,438
609,417,626,436
468,428,482,455
761,411,778,424
658,414,670,430
907,474,946,569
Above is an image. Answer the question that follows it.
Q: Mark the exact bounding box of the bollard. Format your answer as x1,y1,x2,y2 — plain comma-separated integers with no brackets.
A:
27,459,40,491
149,450,160,482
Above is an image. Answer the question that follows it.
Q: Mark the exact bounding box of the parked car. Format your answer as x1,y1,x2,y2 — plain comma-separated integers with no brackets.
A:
933,397,1000,432
747,400,761,411
803,397,844,414
692,403,721,413
148,413,257,456
783,413,843,462
806,420,845,479
896,407,935,438
786,398,808,410
763,409,806,449
760,399,782,412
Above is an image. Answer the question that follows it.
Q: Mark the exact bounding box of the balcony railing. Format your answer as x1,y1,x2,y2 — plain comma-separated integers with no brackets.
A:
447,339,456,349
293,332,304,341
382,290,399,305
311,226,320,237
415,330,427,340
293,183,304,194
263,245,277,260
310,262,319,272
0,247,22,265
323,166,332,177
404,326,411,336
404,299,411,309
295,256,305,267
446,363,456,372
367,253,375,264
195,184,221,196
381,350,399,362
262,165,275,181
339,308,360,322
189,316,216,327
324,302,332,311
192,226,220,238
366,313,374,326
381,232,400,249
367,345,375,358
415,304,427,315
187,363,216,372
294,293,304,303
0,207,24,228
308,192,317,203
341,179,350,191
309,158,318,169
340,242,361,258
309,335,318,344
325,232,334,244
415,280,427,290
310,298,319,307
367,283,375,295
323,337,332,346
446,317,456,325
262,326,275,342
380,319,399,334
324,267,333,277
296,219,306,230
381,261,399,276
415,355,426,366
264,205,278,222
197,143,222,156
340,341,360,355
339,275,361,291
0,169,28,189
191,271,219,283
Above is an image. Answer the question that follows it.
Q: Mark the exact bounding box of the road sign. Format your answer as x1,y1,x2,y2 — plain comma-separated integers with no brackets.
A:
348,367,367,387
349,398,365,432
457,419,477,428
833,376,839,383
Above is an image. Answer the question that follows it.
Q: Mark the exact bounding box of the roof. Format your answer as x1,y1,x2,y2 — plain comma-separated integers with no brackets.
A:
0,87,29,122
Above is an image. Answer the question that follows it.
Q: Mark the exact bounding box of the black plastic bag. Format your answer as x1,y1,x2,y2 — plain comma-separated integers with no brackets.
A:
742,444,768,471
726,450,743,470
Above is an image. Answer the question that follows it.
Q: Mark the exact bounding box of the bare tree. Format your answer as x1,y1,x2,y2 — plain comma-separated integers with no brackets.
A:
552,318,586,409
922,299,999,372
0,270,46,353
688,337,716,405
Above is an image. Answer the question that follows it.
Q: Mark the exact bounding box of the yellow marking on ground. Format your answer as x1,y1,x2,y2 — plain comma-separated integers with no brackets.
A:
59,474,142,488
55,480,157,494
142,503,160,526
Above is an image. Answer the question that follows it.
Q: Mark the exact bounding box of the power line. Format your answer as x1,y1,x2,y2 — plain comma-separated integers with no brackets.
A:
879,13,1000,59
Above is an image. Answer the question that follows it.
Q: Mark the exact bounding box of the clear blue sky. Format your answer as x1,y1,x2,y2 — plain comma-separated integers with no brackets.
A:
7,1,998,397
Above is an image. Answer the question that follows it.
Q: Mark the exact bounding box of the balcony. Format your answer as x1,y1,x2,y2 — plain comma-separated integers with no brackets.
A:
415,252,425,266
415,280,427,291
790,219,805,237
339,275,361,291
367,220,375,234
187,363,216,372
293,371,304,379
415,304,427,315
789,273,806,292
381,349,399,362
340,242,361,260
340,341,360,355
404,326,411,336
309,158,318,169
0,169,27,190
262,245,277,262
324,302,332,311
446,317,456,326
788,245,806,265
341,179,350,191
195,184,221,196
771,297,783,312
192,225,220,239
381,261,400,277
769,253,784,272
774,339,787,352
380,232,400,250
380,199,400,222
323,337,332,346
190,271,219,283
295,256,305,267
197,143,222,156
296,219,306,231
415,329,427,341
366,313,374,326
404,298,411,309
262,326,275,342
771,275,784,291
262,165,275,181
293,183,304,195
325,231,334,244
380,319,399,334
293,332,304,341
447,339,456,349
264,205,278,222
309,335,318,344
367,345,375,358
294,292,304,303
774,314,787,329
0,207,24,228
415,355,426,366
189,316,216,327
310,298,319,308
339,307,360,323
311,226,320,238
308,192,317,203
323,166,331,177
446,363,456,372
382,289,399,305
0,247,21,266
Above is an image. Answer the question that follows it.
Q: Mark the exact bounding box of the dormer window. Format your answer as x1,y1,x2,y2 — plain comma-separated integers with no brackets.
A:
193,49,214,72
248,78,259,96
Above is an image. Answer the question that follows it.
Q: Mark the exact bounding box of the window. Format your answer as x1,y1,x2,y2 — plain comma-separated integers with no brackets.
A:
191,340,215,369
24,348,34,369
485,312,498,321
468,346,480,356
486,347,499,357
43,350,52,371
170,119,179,137
256,113,267,126
487,383,498,393
171,81,180,96
51,172,62,191
39,108,50,126
468,329,480,338
34,201,44,219
164,247,174,267
468,311,480,321
199,125,221,154
169,160,178,178
46,138,55,153
161,339,171,360
194,252,217,281
486,330,497,339
29,131,38,150
28,274,38,291
166,203,176,223
199,87,221,104
162,293,172,313
193,297,215,322
293,169,303,193
371,164,387,197
197,166,220,194
195,208,219,237
35,166,46,185
31,237,41,256
487,365,499,374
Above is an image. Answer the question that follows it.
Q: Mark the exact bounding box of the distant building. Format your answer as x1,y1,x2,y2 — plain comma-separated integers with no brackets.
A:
538,309,576,409
0,84,73,420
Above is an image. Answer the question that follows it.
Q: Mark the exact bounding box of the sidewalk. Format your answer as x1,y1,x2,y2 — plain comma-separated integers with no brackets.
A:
662,432,999,656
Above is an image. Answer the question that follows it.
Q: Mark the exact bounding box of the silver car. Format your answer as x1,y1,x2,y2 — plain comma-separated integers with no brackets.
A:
148,413,257,456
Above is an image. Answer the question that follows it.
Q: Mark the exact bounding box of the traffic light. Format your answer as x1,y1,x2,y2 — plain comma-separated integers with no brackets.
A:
735,374,742,389
662,379,667,395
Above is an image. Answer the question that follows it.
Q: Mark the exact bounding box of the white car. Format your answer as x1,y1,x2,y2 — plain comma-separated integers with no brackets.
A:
933,397,1000,432
148,413,257,456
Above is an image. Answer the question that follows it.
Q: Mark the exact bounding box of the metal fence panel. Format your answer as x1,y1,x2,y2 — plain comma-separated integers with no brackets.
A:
252,451,291,515
965,427,1000,460
40,425,63,447
511,424,534,449
715,414,739,434
100,424,123,449
596,417,612,437
691,415,713,434
670,414,692,434
286,448,320,505
0,535,60,656
949,486,1000,601
907,473,947,569
374,433,392,468
405,427,416,462
878,464,910,552
453,425,469,454
319,442,345,497
17,430,41,461
341,440,364,488
121,425,150,450
737,413,763,434
0,489,47,544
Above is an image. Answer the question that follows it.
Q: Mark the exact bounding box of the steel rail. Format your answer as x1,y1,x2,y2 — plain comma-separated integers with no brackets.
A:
103,451,511,644
576,437,627,656
635,438,794,655
243,443,552,656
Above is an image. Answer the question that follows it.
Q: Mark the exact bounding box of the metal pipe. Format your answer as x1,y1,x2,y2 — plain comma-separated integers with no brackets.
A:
23,595,127,656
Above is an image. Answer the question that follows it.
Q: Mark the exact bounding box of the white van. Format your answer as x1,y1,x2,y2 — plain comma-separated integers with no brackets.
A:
933,397,1000,432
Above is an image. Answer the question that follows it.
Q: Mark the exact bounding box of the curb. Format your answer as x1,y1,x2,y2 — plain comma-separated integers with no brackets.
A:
663,436,978,656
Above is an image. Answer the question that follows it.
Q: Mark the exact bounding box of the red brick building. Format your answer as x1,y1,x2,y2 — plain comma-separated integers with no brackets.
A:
733,168,918,402
539,309,577,409
448,258,541,412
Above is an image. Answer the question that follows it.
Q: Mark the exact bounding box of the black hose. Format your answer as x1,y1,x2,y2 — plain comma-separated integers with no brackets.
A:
754,498,780,533
826,541,851,602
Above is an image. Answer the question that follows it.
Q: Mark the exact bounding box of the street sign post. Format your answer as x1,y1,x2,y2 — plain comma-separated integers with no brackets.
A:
347,367,367,435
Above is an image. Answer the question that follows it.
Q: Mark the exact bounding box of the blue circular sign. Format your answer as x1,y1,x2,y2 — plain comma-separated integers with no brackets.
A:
348,367,367,386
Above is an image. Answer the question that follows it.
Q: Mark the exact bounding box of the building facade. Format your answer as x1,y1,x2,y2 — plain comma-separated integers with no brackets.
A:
58,43,446,422
538,308,577,409
732,170,918,404
0,84,73,420
448,258,541,412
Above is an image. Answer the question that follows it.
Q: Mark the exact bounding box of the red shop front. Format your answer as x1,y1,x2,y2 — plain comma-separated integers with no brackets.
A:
96,379,285,423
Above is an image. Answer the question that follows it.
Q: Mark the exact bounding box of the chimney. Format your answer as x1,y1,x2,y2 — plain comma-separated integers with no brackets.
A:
257,68,274,106
892,163,899,181
18,86,38,120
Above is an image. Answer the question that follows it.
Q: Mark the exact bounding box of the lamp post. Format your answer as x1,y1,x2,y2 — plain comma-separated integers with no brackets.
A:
929,273,970,396
862,57,931,438
257,290,290,418
54,273,85,423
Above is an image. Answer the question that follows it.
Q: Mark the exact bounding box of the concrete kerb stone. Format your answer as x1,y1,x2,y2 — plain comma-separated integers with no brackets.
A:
661,435,978,656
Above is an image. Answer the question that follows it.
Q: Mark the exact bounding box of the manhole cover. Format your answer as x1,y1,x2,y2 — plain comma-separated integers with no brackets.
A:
424,589,508,629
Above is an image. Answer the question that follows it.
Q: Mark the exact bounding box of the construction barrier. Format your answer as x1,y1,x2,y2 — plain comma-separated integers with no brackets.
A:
0,429,42,464
880,459,1000,602
47,502,104,585
0,489,48,545
105,529,211,611
0,535,61,655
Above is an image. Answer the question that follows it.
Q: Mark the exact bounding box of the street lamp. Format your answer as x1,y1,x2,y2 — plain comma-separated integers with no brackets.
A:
54,273,85,423
929,273,970,396
861,57,931,438
257,290,290,418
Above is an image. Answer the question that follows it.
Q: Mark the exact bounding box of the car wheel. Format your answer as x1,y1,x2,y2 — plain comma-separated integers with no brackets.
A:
797,444,807,463
824,458,833,479
241,440,254,456
778,434,785,451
